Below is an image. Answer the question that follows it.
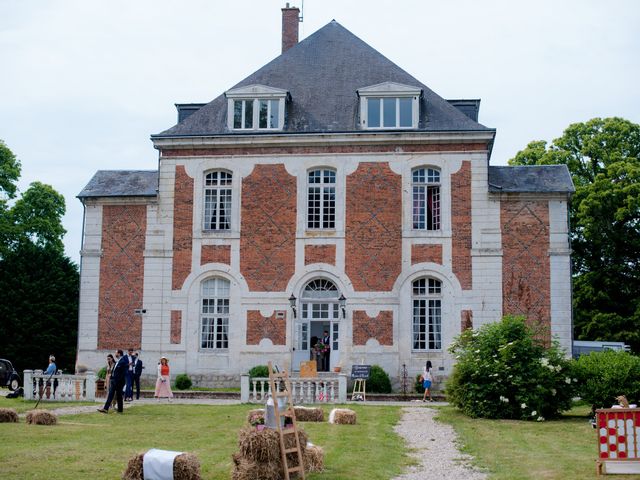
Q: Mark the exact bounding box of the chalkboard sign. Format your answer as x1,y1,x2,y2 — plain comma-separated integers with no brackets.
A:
350,365,371,379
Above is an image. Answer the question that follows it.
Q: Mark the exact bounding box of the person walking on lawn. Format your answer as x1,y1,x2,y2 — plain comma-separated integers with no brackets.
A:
98,349,128,414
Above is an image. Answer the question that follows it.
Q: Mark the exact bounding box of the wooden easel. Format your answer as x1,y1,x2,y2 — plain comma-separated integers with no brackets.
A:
351,379,366,401
268,362,305,480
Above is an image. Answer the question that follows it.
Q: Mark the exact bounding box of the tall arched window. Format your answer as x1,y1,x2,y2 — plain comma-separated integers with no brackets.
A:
200,277,229,349
307,169,336,229
203,170,232,230
412,277,442,350
412,167,440,230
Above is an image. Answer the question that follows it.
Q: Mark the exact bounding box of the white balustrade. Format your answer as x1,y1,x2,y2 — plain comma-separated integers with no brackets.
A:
241,374,347,404
23,370,96,402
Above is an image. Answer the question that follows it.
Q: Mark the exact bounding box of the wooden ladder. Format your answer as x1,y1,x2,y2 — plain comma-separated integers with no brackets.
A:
268,362,305,480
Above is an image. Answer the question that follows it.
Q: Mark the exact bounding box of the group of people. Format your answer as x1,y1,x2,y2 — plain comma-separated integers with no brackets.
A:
98,349,173,414
311,330,332,371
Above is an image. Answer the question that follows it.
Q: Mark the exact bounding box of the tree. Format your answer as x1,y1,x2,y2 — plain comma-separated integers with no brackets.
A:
0,140,78,373
509,118,640,350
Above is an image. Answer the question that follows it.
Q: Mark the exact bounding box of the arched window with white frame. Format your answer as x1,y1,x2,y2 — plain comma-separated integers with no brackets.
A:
200,277,229,350
412,167,440,231
203,170,232,231
307,168,336,230
412,277,442,350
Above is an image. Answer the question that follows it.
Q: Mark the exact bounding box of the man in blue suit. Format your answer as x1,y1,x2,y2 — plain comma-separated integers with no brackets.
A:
98,349,127,413
132,352,143,400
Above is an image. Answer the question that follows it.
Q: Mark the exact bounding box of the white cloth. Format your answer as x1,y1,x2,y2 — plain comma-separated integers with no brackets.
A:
143,448,182,480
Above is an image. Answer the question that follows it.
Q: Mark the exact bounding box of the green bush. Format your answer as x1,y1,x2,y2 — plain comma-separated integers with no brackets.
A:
572,350,640,410
174,373,192,390
414,373,425,393
367,365,392,393
446,315,574,420
248,365,269,380
97,367,107,380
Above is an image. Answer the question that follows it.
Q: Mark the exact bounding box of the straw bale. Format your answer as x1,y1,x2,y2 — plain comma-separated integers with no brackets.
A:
328,408,356,425
0,408,19,423
246,408,265,424
25,409,57,425
231,457,283,480
237,426,308,463
122,451,201,480
304,444,324,472
293,406,324,422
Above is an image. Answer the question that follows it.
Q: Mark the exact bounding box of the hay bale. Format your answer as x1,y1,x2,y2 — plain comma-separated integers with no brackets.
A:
25,409,57,425
231,456,283,480
237,426,308,463
293,406,323,422
328,408,356,425
0,408,19,423
246,408,265,425
122,451,201,480
304,444,324,472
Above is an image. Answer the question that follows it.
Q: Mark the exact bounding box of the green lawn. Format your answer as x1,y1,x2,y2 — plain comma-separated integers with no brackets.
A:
0,397,97,413
0,400,409,480
436,404,640,480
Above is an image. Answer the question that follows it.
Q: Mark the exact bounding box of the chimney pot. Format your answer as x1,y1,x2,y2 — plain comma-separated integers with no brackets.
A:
281,5,300,53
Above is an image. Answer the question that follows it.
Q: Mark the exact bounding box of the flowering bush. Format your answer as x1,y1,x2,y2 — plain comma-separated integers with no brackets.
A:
572,350,640,411
446,315,574,420
314,342,329,354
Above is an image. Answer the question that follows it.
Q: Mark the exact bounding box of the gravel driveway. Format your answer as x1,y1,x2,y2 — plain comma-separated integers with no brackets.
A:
391,406,487,480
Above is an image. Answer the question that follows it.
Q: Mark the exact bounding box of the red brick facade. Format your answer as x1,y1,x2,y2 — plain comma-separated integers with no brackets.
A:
346,162,402,291
352,311,393,346
97,205,147,350
201,245,231,265
160,143,488,158
172,165,194,290
240,164,296,291
451,161,472,290
501,199,551,344
460,310,473,332
170,310,182,344
246,310,287,345
411,244,443,265
305,244,336,265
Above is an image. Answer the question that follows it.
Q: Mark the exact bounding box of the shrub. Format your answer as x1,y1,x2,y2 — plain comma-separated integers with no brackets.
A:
175,373,192,390
572,350,640,411
97,367,107,380
446,315,574,420
366,365,392,393
248,365,269,381
414,373,425,394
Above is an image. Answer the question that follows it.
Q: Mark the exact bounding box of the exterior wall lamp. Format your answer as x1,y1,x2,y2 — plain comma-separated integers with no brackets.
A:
338,294,346,318
288,293,297,318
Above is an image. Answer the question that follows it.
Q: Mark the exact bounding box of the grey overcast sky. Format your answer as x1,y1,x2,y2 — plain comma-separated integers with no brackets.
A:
1,0,639,263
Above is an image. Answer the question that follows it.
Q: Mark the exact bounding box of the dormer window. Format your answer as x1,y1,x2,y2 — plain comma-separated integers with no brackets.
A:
225,84,288,131
357,82,422,130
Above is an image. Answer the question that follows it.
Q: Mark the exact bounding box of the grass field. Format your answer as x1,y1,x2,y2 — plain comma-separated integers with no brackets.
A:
0,399,409,479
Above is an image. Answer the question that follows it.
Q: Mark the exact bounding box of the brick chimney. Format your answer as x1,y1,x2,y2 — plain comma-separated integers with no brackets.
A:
281,3,300,53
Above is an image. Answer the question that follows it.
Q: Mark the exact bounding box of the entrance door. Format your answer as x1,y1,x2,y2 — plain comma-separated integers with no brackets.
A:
293,301,339,371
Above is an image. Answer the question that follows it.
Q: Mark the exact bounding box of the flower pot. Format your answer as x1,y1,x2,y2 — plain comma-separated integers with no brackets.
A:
256,424,265,431
333,366,342,373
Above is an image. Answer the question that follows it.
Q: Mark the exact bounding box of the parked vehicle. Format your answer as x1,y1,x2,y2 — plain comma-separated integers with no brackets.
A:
0,359,21,391
572,340,631,359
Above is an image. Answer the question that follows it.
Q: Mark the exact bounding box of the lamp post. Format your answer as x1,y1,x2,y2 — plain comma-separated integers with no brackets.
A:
338,294,346,318
288,293,297,318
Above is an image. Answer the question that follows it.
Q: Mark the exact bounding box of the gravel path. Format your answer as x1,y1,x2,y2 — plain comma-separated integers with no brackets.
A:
391,406,487,480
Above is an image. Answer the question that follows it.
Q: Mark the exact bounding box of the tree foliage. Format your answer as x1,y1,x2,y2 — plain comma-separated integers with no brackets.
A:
0,140,78,374
446,316,574,420
0,242,79,373
509,118,640,350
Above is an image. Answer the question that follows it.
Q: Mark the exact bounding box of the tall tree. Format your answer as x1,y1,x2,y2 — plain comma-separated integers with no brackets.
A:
510,118,640,350
0,140,78,373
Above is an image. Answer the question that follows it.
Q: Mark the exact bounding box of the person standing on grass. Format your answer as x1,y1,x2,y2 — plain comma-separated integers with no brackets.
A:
132,352,143,400
104,354,116,407
124,348,135,401
422,360,433,402
154,356,173,401
98,349,128,414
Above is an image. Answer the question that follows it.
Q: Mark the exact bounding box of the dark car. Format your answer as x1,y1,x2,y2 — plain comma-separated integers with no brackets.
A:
0,359,21,391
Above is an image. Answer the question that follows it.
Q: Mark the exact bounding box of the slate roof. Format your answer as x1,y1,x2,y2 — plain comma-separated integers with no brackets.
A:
488,165,575,193
155,21,492,137
78,170,158,198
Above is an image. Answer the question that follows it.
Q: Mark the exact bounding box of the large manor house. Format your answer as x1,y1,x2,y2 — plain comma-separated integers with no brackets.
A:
77,6,574,384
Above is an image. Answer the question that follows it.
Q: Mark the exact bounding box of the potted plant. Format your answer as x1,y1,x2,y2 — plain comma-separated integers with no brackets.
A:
333,363,342,373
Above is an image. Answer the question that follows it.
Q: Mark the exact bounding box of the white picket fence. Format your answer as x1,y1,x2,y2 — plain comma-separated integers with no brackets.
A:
23,370,96,402
240,374,347,404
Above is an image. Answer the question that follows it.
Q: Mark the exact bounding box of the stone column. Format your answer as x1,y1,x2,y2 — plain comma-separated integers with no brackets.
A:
240,374,250,403
85,371,96,401
23,370,33,400
338,373,347,403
